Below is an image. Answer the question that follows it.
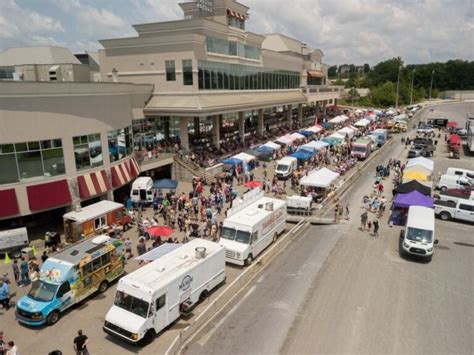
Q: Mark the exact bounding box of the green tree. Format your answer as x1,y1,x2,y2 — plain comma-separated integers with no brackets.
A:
371,81,397,107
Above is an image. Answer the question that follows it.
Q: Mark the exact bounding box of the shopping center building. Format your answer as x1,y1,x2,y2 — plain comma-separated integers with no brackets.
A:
0,0,340,225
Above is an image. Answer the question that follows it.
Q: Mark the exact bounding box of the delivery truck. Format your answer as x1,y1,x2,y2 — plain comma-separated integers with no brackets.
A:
130,177,154,204
103,239,225,345
63,200,132,243
16,235,124,326
0,227,29,259
351,138,372,160
219,188,286,266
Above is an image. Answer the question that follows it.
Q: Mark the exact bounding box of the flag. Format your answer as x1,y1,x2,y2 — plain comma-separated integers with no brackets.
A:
4,253,11,264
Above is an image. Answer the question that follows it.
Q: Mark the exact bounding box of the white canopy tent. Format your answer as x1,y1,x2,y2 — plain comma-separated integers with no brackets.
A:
232,152,255,163
275,135,294,145
289,132,305,141
262,141,281,150
305,125,323,133
300,167,340,189
329,132,346,140
406,157,434,172
329,115,349,124
354,119,371,127
337,127,356,139
301,140,330,151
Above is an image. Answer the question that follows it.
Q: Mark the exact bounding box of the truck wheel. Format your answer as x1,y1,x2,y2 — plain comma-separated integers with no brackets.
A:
98,280,109,293
12,249,21,259
139,330,155,346
439,212,451,221
46,310,60,325
440,186,447,192
245,254,253,266
199,290,209,302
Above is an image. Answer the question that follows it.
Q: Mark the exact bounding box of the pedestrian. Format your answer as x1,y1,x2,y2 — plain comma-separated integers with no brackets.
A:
345,205,350,220
0,331,4,355
11,260,19,286
5,341,17,355
0,279,10,311
360,211,368,231
367,220,372,230
124,237,133,259
136,238,147,265
73,329,89,355
19,257,30,287
41,251,49,263
373,220,379,237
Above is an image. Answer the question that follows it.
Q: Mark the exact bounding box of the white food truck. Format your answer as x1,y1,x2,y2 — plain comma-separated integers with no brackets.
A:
130,177,154,204
103,239,225,345
219,188,286,266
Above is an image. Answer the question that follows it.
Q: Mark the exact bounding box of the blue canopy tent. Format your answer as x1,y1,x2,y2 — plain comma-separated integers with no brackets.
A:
256,145,274,154
222,157,243,165
153,179,178,190
299,130,314,137
290,150,314,161
298,145,315,154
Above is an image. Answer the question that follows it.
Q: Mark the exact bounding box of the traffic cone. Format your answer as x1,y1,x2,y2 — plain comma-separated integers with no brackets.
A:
4,253,11,264
32,245,37,256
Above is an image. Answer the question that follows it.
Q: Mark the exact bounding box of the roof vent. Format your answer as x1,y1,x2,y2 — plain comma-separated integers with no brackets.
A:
195,247,206,259
265,202,274,211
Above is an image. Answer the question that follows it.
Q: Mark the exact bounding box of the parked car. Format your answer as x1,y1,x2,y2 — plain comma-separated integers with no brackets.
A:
434,199,474,222
408,145,429,158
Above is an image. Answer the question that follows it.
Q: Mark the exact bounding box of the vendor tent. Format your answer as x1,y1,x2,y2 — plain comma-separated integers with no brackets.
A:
261,141,281,151
289,132,305,140
299,130,314,137
329,132,346,140
306,125,324,133
337,127,356,139
233,152,255,163
396,180,431,196
300,140,329,152
329,115,349,124
394,190,434,208
354,119,370,127
290,150,313,161
403,164,433,178
406,157,434,172
447,121,458,128
300,167,340,188
256,145,274,154
322,137,341,146
402,170,429,182
275,135,294,145
222,157,243,165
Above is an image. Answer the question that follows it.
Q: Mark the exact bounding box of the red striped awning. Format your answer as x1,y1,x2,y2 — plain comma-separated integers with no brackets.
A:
307,70,324,78
238,13,245,20
77,170,111,199
0,189,19,217
27,180,72,212
111,161,133,188
127,157,140,178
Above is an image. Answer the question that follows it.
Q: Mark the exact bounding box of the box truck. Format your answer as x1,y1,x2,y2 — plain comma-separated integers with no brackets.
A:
0,227,29,259
219,188,286,266
130,177,154,204
103,239,225,345
63,200,132,243
16,235,124,326
351,138,372,160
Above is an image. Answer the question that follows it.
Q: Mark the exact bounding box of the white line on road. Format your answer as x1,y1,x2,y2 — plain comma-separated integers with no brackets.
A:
197,284,257,346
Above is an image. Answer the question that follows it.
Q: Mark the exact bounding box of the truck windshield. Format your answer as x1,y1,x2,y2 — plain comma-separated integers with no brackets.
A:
235,230,251,244
114,290,150,318
406,227,433,243
28,281,58,302
220,227,236,241
276,164,289,172
352,146,366,152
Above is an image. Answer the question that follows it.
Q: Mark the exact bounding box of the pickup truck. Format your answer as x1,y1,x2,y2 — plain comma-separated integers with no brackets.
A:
408,144,429,158
412,137,436,156
434,199,474,222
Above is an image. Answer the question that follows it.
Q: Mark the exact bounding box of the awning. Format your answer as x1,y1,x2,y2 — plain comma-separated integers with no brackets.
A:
289,132,305,140
111,160,133,188
0,189,19,217
394,190,434,209
290,150,314,161
77,170,111,199
27,180,72,212
127,157,140,178
406,157,434,172
396,180,431,196
262,141,281,150
307,70,324,78
233,152,255,163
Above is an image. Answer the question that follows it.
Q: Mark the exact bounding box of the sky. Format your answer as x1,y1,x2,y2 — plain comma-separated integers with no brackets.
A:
0,0,473,66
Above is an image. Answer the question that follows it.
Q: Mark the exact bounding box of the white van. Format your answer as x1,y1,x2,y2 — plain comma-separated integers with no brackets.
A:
437,174,472,192
400,206,438,261
103,239,225,345
445,168,474,183
275,156,297,180
0,227,29,258
220,189,286,266
130,177,154,203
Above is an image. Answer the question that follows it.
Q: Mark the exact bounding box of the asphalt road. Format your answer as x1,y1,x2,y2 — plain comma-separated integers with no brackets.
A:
186,101,474,355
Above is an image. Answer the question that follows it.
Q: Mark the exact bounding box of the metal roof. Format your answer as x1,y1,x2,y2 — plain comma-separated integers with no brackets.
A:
52,235,113,265
0,46,81,66
63,200,124,223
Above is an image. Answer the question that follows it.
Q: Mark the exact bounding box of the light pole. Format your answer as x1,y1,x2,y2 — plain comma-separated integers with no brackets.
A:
395,65,401,109
429,69,435,100
351,86,355,111
410,68,416,105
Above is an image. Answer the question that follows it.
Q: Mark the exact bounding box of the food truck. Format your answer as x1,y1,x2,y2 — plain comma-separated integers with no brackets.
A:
16,235,124,326
63,200,132,243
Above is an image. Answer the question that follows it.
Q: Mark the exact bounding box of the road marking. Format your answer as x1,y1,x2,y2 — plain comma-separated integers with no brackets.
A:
197,284,257,346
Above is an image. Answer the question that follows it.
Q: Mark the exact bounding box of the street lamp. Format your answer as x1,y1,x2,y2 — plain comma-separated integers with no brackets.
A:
410,68,416,105
429,69,435,100
395,65,401,109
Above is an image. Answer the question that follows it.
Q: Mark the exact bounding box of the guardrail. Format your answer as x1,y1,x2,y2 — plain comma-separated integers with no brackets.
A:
167,218,309,355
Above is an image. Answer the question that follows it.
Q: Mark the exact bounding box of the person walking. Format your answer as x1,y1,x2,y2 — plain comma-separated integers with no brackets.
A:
73,329,89,355
0,279,10,311
334,204,340,223
19,257,30,287
360,211,368,231
345,205,350,220
124,237,133,260
5,341,17,355
136,238,147,265
373,220,380,237
11,260,19,286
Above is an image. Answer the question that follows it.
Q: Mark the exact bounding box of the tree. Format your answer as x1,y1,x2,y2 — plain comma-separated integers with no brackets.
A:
363,63,370,73
371,81,397,107
328,65,338,78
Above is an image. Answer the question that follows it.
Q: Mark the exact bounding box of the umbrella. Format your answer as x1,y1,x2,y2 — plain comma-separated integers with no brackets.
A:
148,225,175,238
244,180,262,188
153,179,178,190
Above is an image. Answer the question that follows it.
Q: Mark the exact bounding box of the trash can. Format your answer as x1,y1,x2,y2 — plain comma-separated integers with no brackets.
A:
21,247,34,259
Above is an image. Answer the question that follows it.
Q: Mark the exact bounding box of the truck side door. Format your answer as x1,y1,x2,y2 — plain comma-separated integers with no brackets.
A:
56,281,73,311
153,294,168,333
456,204,474,222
